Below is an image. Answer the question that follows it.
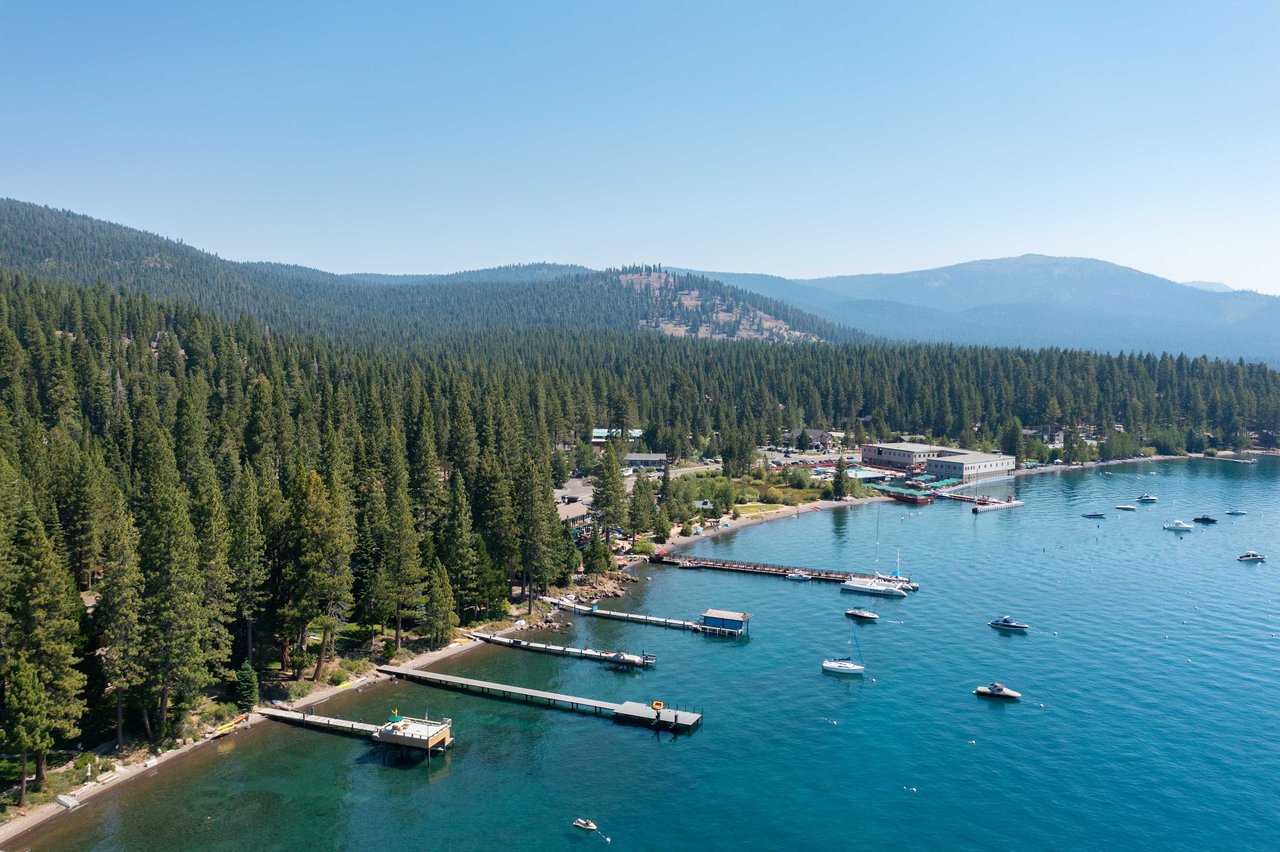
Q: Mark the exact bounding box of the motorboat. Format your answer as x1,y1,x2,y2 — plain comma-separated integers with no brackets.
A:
1226,509,1247,516
1137,493,1158,503
573,819,598,831
822,657,866,676
974,682,1021,700
786,570,812,581
845,608,879,621
988,615,1029,631
1081,512,1106,519
1115,505,1137,511
1163,520,1195,531
841,576,908,597
1192,516,1217,524
1237,551,1266,562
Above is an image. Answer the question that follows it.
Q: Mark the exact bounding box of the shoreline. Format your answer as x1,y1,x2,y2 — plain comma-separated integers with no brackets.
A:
0,632,505,847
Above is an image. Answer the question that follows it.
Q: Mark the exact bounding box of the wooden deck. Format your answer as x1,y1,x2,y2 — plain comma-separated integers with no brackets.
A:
541,596,747,637
377,666,702,730
466,631,655,667
258,707,380,737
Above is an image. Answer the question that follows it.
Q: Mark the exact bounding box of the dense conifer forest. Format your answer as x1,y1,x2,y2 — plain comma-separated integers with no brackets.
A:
3,202,1280,792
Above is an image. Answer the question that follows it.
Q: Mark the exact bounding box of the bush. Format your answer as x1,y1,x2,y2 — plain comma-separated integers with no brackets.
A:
631,539,656,555
820,485,835,500
340,657,373,674
328,668,349,686
780,494,798,507
1203,447,1218,457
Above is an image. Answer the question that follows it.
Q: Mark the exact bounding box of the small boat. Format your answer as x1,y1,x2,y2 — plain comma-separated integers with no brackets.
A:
785,570,812,581
1192,516,1217,524
573,818,598,831
1115,505,1137,511
1237,551,1267,562
1163,520,1195,531
822,657,866,676
841,576,908,597
1081,512,1106,519
974,682,1021,700
1137,493,1158,503
1226,509,1248,516
988,615,1029,631
55,794,81,810
845,608,879,621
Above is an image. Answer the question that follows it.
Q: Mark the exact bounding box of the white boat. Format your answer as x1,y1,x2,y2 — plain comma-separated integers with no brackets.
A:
988,615,1029,630
1163,520,1194,531
974,682,1021,700
573,818,598,831
1115,505,1137,511
1137,493,1158,503
1237,551,1267,562
1226,509,1248,516
371,710,454,751
55,794,80,810
845,608,879,621
786,570,812,581
875,571,918,591
822,657,866,675
841,576,908,597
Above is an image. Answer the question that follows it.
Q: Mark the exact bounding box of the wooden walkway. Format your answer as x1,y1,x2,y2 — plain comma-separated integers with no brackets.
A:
649,554,916,587
378,666,701,730
466,632,655,667
541,597,703,632
258,707,380,737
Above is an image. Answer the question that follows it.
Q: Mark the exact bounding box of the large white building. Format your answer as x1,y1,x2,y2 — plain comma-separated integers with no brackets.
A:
861,442,1014,483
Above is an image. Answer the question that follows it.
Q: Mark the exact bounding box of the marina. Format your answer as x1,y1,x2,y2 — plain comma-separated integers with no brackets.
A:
465,631,656,668
377,665,703,730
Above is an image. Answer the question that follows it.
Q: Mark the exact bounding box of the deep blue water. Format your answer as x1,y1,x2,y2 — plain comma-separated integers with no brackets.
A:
21,459,1280,851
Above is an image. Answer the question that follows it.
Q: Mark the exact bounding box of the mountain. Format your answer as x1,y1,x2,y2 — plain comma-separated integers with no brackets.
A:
1182,280,1234,293
0,199,866,346
680,256,1280,363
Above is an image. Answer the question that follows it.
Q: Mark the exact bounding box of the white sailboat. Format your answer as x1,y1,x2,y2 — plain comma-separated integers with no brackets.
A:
822,622,867,676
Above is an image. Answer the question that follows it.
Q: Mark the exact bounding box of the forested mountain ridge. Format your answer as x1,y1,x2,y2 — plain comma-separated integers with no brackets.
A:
679,255,1280,364
0,199,865,345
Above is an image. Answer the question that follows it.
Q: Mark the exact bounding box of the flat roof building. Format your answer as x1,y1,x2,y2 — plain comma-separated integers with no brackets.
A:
863,442,1014,483
625,453,666,469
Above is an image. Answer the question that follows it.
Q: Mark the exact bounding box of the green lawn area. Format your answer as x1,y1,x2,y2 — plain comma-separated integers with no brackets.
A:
735,503,783,516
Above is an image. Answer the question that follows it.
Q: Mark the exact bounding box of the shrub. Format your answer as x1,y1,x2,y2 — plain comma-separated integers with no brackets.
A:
328,668,349,686
631,539,656,555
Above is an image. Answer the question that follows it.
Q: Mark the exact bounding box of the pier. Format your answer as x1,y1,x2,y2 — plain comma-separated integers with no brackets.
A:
259,707,381,737
466,631,655,667
649,554,916,589
378,666,702,730
541,596,749,637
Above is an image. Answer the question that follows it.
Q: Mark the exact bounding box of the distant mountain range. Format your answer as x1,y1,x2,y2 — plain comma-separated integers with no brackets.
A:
677,256,1280,363
0,200,864,346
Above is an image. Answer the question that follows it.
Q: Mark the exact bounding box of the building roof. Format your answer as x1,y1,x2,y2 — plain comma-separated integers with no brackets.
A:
625,453,666,462
701,608,751,621
591,428,643,439
865,441,951,453
929,451,1009,465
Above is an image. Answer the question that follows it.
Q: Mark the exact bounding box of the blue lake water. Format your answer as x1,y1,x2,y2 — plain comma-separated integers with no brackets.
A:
21,458,1280,851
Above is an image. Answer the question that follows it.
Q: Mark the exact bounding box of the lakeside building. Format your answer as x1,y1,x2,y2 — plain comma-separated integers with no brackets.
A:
591,428,643,446
862,441,1014,483
625,452,666,470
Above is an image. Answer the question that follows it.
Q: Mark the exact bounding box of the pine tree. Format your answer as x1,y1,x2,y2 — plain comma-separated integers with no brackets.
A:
420,550,458,649
96,490,144,751
474,450,519,593
283,467,353,681
385,430,426,649
2,657,51,807
592,443,626,544
583,527,611,574
235,659,259,710
628,473,656,538
515,452,560,611
228,465,266,663
832,456,848,500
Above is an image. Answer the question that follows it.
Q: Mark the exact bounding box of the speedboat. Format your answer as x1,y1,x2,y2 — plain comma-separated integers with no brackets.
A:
841,576,908,597
1115,505,1137,511
974,682,1021,700
845,608,879,621
1163,520,1194,531
1237,551,1266,562
785,570,812,581
1226,509,1247,516
573,819,598,831
988,615,1029,630
822,657,866,676
1081,512,1106,519
1192,516,1217,524
1137,493,1158,503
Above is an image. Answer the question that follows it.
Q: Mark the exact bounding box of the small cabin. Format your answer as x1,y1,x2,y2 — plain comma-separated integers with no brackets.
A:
699,608,752,636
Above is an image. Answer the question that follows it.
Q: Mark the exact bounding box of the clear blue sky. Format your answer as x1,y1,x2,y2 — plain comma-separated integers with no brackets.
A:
2,2,1277,290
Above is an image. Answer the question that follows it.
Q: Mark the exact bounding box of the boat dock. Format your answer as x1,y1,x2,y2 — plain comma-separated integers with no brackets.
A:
541,596,749,637
649,555,916,588
465,631,655,667
377,666,702,730
258,707,381,737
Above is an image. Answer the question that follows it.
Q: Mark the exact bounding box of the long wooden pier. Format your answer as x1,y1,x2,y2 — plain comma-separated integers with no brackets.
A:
540,596,747,637
466,631,655,667
649,554,917,588
378,666,702,730
258,707,380,737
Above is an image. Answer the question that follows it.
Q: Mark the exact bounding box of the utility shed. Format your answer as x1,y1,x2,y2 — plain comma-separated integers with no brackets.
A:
699,609,752,636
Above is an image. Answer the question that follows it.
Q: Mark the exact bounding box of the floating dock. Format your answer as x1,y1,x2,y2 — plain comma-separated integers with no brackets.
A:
466,631,655,667
649,555,917,589
542,596,749,637
971,499,1025,513
259,707,453,752
259,707,381,737
378,666,702,730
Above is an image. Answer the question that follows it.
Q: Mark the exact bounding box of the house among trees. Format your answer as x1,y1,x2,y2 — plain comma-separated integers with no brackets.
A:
784,427,835,451
625,452,666,470
590,428,643,446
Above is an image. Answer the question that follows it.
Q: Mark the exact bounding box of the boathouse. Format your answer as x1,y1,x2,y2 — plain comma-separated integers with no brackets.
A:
699,609,751,636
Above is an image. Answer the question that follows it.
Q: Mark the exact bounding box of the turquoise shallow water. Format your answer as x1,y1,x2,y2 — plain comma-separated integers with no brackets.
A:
20,459,1280,851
